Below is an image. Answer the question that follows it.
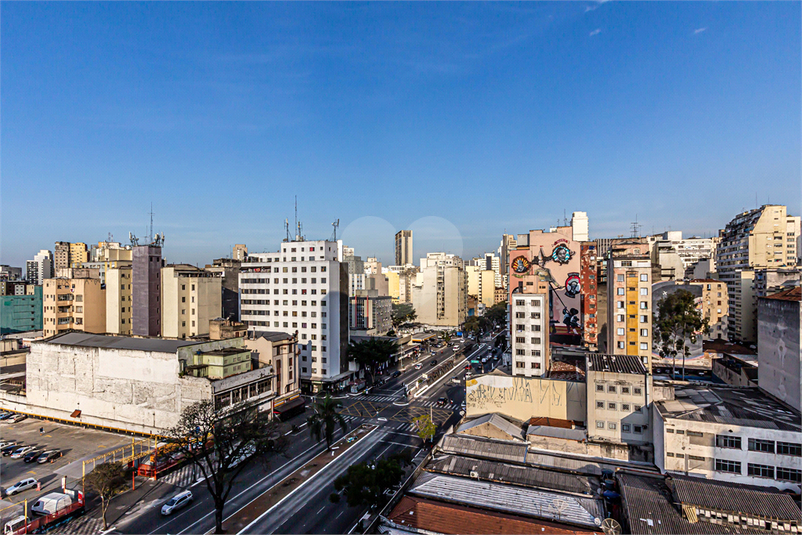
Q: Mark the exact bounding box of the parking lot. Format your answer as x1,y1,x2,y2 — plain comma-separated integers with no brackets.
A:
0,415,142,510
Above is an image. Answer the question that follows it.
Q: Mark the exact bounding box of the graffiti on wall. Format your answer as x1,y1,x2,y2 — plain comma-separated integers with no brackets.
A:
466,375,586,421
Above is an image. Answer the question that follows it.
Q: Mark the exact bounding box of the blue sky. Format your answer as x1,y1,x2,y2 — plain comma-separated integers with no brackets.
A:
2,2,800,267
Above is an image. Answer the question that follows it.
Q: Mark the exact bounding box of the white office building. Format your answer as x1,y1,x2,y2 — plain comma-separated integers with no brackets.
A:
26,250,53,286
510,293,550,377
239,239,351,392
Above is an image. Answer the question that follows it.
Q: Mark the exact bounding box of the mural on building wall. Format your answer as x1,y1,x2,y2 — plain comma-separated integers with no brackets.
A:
551,243,574,265
465,374,586,421
564,273,581,298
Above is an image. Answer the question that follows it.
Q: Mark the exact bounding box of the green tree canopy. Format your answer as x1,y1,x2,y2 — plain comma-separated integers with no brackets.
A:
333,457,406,509
391,303,417,329
413,414,436,444
653,289,709,380
308,393,348,450
348,337,400,385
484,301,508,327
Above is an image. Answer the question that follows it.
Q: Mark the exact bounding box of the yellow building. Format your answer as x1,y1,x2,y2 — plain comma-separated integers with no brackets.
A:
384,271,400,304
161,264,222,338
43,275,106,337
69,243,89,268
106,266,133,335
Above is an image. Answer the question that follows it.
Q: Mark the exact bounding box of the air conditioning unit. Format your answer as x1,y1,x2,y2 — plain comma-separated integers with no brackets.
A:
470,470,479,479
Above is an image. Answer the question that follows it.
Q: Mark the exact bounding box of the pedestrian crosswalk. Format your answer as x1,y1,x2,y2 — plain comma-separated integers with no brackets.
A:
159,463,201,488
388,422,421,433
354,394,402,403
415,400,461,411
49,513,104,535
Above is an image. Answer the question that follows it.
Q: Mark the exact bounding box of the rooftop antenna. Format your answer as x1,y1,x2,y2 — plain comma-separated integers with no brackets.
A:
149,203,155,244
284,219,290,242
563,209,568,226
331,219,340,241
294,196,298,241
630,215,641,238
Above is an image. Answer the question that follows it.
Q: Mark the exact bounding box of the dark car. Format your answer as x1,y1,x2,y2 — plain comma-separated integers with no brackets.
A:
464,364,471,370
1,444,20,456
391,371,401,378
37,450,62,464
430,359,437,366
23,450,42,463
436,397,448,406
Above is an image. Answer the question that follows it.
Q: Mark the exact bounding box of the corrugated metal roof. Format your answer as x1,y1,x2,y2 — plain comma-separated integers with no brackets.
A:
618,473,767,535
409,472,604,529
458,414,524,441
42,332,204,352
671,475,802,522
440,434,528,464
587,354,647,375
425,454,598,496
761,286,801,301
252,331,294,342
527,425,587,441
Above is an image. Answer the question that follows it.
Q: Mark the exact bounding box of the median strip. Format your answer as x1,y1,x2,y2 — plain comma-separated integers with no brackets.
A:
225,424,378,534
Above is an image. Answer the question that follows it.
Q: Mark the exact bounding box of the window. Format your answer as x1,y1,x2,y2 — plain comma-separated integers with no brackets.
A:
777,442,801,457
617,274,624,282
640,342,648,350
640,329,648,337
777,467,802,483
640,288,648,295
621,386,630,394
640,301,648,309
516,300,525,306
634,387,642,395
617,341,625,349
608,385,616,393
617,301,625,309
715,459,741,474
747,464,774,478
530,362,540,369
596,401,604,409
622,424,631,432
532,299,540,306
666,452,675,457
516,361,525,368
640,315,648,322
640,274,648,282
608,402,616,410
748,438,774,453
617,328,625,336
596,384,604,392
617,288,625,295
634,425,643,433
687,431,703,437
634,405,642,411
531,337,541,344
608,422,616,430
596,421,605,429
622,403,630,411
716,435,741,449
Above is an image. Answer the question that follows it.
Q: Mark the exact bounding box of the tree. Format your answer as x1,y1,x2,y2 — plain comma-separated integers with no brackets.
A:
413,414,436,444
485,301,508,327
653,289,709,381
440,331,453,345
308,393,348,450
391,303,417,330
348,337,400,386
84,461,126,530
165,399,286,534
333,457,405,509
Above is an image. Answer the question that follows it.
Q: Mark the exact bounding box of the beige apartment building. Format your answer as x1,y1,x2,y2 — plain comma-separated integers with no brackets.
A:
606,239,653,368
466,266,494,307
161,264,222,338
716,205,800,343
43,273,106,337
688,279,729,340
93,241,133,262
411,253,466,327
244,331,300,403
105,266,133,335
69,243,88,267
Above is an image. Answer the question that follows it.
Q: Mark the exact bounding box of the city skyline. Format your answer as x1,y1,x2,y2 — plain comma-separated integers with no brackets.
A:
2,2,800,267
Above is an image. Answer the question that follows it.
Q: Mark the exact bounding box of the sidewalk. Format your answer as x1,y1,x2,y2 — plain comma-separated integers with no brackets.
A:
223,424,377,533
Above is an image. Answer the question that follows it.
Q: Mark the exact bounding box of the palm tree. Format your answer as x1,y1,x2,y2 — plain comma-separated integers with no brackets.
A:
441,331,452,345
308,394,348,450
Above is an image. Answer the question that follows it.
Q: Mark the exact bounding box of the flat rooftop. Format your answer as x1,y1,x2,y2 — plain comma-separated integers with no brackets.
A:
655,384,800,432
43,332,207,353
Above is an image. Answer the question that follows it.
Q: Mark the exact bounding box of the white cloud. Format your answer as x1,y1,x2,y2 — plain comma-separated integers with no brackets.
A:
694,27,707,34
585,0,610,12
589,29,602,37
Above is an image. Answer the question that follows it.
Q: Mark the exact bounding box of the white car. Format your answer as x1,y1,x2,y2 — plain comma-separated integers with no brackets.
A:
5,478,38,496
414,364,422,370
161,490,193,515
10,446,35,459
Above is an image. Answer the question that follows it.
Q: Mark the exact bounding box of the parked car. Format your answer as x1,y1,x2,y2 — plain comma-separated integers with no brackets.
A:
161,490,193,515
37,450,62,464
6,414,27,423
2,444,21,456
5,478,38,496
391,371,401,378
430,359,437,366
0,440,17,449
10,446,36,459
24,449,43,463
0,413,15,421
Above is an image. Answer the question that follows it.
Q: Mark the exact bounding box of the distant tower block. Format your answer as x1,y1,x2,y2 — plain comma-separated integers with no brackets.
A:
571,212,589,242
395,230,413,266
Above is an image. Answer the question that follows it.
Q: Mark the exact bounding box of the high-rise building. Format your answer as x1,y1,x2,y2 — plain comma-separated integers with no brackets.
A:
651,231,719,282
92,241,132,262
161,265,222,338
483,253,502,289
350,289,392,335
233,244,248,262
54,242,71,271
0,283,43,334
204,258,242,322
498,234,517,291
69,243,89,268
716,205,800,343
105,266,133,335
43,271,106,338
132,244,162,336
571,211,589,242
395,230,413,266
26,250,53,285
238,239,350,392
0,265,23,281
411,253,467,327
606,239,652,368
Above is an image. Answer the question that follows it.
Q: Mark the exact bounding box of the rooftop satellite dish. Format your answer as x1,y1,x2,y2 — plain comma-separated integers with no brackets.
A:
601,518,622,535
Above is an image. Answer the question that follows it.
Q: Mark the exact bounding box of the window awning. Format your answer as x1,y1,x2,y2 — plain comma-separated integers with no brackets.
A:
70,409,81,418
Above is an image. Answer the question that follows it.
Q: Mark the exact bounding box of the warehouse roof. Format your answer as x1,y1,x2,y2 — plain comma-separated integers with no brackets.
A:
457,414,524,441
671,475,802,522
587,354,647,375
527,425,587,442
440,434,528,464
251,331,294,342
43,332,205,353
408,472,604,529
425,454,598,496
618,473,778,535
